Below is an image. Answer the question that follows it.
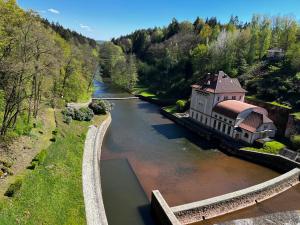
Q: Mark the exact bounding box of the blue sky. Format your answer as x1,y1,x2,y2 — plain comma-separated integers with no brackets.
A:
18,0,300,41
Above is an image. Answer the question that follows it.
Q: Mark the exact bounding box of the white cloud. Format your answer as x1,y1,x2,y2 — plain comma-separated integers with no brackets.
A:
48,8,60,14
80,24,92,32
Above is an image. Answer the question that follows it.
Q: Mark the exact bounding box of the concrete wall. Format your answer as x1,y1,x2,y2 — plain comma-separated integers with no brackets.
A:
82,115,111,225
170,168,300,224
151,190,181,225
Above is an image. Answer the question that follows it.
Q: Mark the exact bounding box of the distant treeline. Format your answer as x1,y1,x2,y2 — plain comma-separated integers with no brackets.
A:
0,0,99,136
100,15,300,109
41,19,97,48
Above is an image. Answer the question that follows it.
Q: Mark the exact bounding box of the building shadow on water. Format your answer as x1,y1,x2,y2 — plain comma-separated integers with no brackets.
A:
137,102,160,114
152,123,217,150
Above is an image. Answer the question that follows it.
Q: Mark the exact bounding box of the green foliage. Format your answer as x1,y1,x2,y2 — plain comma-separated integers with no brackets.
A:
176,100,188,112
241,141,286,154
291,135,300,150
4,179,23,197
28,149,48,170
89,100,112,115
163,105,178,114
108,15,300,108
62,107,94,122
0,1,99,137
0,111,102,224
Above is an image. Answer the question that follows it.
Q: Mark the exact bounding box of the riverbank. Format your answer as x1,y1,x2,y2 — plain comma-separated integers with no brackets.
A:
159,107,300,173
0,108,107,224
83,114,111,225
0,105,56,197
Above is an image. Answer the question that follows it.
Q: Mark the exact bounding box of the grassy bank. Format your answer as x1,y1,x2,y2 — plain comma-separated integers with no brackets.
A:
0,108,106,224
241,141,286,155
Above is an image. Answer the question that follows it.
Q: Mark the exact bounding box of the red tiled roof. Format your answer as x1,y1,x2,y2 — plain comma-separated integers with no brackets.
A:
213,100,258,119
239,111,273,132
191,71,247,94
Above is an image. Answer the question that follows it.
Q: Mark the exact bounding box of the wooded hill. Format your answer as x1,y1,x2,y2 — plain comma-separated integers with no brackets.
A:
0,0,99,137
101,15,300,110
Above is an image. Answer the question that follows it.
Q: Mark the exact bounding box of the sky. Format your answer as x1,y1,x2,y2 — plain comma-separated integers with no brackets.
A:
18,0,300,41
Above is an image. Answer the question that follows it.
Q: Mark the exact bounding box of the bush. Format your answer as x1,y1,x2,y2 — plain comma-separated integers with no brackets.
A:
62,107,94,122
89,100,112,115
63,115,72,124
4,179,22,197
176,100,188,112
74,108,94,121
28,150,47,170
291,135,300,150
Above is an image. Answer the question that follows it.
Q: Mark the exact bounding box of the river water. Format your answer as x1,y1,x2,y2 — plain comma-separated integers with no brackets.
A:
96,81,300,225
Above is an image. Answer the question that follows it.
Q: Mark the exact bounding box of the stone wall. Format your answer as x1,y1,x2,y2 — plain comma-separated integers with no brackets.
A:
285,114,300,138
170,168,300,225
245,99,291,136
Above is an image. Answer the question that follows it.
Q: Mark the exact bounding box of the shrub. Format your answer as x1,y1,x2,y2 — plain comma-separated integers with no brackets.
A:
89,100,112,115
291,135,300,150
28,150,47,170
62,107,94,122
50,137,56,142
263,141,286,154
63,115,72,124
62,107,75,118
4,179,23,197
176,100,187,112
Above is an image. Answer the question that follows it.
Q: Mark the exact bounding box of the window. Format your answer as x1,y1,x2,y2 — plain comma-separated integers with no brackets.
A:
205,118,208,125
229,121,232,124
196,113,198,120
200,115,202,122
217,97,220,101
244,133,249,138
219,116,222,120
222,124,226,133
213,120,217,128
264,125,268,130
232,96,236,100
227,126,231,135
218,122,221,130
239,96,242,100
224,118,227,122
191,111,194,118
224,96,228,100
214,114,217,118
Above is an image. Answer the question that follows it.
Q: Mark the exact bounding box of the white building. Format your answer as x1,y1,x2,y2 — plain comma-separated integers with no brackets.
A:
189,71,276,144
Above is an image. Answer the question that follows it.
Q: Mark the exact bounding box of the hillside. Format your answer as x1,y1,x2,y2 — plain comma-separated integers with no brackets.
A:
100,16,300,110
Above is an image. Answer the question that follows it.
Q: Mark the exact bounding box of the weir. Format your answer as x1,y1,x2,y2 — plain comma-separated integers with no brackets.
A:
151,168,300,225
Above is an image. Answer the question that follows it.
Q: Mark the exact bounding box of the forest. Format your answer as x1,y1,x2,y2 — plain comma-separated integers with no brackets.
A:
100,15,300,110
0,0,99,137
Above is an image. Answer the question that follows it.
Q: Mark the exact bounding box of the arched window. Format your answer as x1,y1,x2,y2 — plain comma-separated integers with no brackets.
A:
244,133,249,138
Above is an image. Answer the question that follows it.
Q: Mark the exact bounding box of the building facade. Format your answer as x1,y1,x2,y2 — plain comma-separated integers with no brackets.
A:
189,71,276,144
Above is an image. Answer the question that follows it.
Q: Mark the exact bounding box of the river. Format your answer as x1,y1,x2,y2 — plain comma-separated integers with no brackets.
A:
96,81,300,225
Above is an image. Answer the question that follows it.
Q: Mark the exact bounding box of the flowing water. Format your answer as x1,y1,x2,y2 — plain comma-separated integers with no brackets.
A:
96,81,300,225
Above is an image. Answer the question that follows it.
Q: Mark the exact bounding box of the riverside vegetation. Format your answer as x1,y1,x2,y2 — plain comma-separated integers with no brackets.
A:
0,0,107,223
100,14,300,150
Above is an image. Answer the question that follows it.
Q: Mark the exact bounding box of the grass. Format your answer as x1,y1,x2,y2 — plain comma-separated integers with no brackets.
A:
245,96,292,110
163,105,178,114
241,141,286,155
292,112,300,121
132,86,157,98
267,101,292,109
0,109,107,224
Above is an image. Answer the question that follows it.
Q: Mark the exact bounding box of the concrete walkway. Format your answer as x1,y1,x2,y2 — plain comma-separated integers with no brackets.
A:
92,97,138,100
82,115,111,225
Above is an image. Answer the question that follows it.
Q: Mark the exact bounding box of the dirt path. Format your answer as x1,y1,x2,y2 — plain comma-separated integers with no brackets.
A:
0,106,56,196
